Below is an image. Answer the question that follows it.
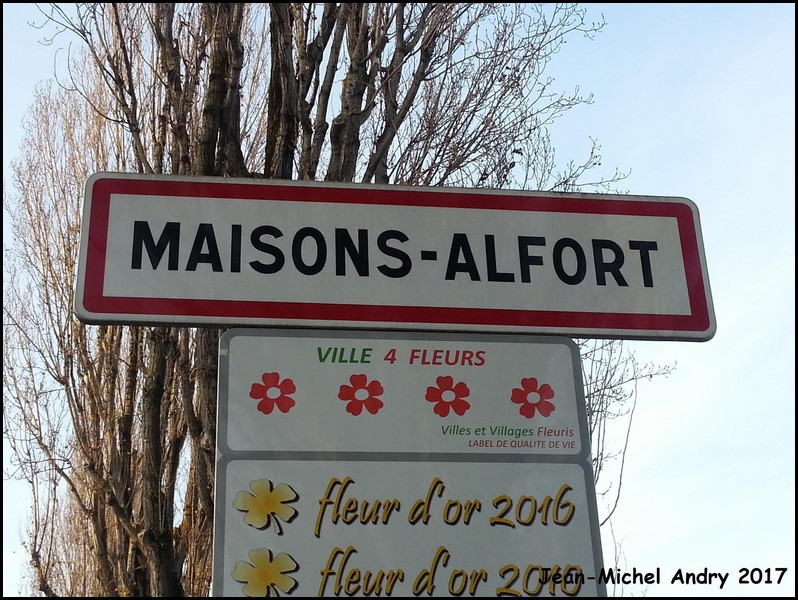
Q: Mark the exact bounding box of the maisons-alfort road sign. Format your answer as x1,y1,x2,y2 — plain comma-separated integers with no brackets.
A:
74,172,715,340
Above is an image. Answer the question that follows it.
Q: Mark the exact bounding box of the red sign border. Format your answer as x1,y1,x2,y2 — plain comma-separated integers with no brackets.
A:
77,173,715,340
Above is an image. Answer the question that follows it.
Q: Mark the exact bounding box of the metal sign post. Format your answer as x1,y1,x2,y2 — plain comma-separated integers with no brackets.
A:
72,171,717,597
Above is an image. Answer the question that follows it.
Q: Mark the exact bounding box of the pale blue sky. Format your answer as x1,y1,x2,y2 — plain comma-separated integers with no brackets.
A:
3,3,795,597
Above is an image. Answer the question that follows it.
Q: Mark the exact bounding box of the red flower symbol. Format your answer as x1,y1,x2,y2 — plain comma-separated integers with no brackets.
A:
250,372,296,414
338,374,384,415
425,376,471,417
511,377,555,419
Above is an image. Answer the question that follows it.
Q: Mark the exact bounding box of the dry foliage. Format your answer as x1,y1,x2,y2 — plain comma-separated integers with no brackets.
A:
3,3,668,596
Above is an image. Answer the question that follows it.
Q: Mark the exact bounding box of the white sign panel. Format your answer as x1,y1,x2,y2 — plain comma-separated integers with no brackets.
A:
215,459,602,597
75,172,715,340
221,331,586,456
213,330,605,597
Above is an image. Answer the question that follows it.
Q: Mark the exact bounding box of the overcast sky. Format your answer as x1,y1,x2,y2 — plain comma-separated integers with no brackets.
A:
3,3,795,597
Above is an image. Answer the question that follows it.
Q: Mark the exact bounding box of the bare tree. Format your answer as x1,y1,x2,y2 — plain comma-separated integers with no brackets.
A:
3,3,667,596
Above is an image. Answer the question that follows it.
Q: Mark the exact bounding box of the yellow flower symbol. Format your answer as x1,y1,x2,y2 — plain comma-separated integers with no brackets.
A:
233,480,298,535
232,548,299,597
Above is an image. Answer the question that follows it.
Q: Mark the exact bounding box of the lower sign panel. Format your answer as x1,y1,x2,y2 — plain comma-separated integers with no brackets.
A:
213,459,605,597
220,330,589,457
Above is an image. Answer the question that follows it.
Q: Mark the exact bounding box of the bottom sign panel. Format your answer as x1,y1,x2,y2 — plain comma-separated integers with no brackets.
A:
213,459,605,597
